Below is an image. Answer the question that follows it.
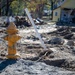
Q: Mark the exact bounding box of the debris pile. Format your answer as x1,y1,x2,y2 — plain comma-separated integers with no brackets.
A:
0,18,75,74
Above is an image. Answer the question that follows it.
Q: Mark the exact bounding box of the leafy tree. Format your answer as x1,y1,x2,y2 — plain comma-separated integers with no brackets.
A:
25,0,48,18
10,0,25,15
0,0,56,18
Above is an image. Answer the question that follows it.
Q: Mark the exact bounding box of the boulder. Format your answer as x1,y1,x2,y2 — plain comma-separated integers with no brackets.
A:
71,28,75,32
27,35,39,41
66,40,74,46
48,37,64,45
64,34,73,40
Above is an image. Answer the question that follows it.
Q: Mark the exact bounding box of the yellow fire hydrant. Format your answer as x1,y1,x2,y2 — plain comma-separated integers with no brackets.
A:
4,22,21,59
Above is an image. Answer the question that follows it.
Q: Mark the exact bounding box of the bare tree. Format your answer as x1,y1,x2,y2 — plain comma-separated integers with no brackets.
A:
0,0,1,16
49,0,57,19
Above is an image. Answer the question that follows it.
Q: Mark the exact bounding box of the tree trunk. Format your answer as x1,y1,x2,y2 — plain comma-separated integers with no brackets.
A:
6,0,9,16
0,8,1,16
37,4,44,19
51,1,53,20
0,0,1,16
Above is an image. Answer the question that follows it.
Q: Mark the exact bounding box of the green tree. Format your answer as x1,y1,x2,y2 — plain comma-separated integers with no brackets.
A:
10,0,25,15
25,0,48,18
1,0,55,18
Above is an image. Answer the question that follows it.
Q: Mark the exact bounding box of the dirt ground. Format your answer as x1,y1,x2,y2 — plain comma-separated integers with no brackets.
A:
0,21,75,73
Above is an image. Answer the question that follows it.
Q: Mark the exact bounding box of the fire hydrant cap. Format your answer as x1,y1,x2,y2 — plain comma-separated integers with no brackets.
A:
7,22,17,30
6,22,18,34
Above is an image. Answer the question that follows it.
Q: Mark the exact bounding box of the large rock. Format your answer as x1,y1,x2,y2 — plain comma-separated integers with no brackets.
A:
64,34,73,40
66,40,74,46
48,37,64,45
42,59,65,67
71,27,75,32
27,35,39,41
61,59,75,71
72,47,75,54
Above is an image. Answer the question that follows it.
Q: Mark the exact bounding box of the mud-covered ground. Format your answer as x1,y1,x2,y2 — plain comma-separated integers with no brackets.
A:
0,19,75,74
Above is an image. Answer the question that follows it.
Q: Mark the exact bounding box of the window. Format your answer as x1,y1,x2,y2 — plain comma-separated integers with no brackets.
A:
55,12,58,16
